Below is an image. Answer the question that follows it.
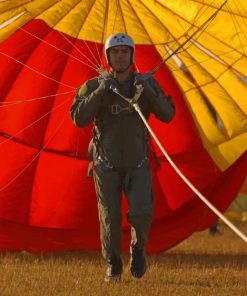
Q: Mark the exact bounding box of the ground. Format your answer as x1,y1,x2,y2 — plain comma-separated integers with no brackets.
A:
0,224,246,296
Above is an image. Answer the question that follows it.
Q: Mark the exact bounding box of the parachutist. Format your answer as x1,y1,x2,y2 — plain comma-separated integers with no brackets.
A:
209,221,222,236
70,32,175,283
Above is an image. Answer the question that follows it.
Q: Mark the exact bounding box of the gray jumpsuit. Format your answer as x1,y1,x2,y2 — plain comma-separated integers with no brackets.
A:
70,72,175,261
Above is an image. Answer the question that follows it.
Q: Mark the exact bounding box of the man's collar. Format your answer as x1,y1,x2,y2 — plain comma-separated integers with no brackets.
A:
109,69,134,83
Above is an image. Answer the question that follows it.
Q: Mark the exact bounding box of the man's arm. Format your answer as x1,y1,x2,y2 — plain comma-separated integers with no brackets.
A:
70,78,112,127
135,75,175,123
148,78,175,122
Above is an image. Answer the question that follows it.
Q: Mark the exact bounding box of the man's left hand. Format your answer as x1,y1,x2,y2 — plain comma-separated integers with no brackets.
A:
134,72,153,86
134,72,157,98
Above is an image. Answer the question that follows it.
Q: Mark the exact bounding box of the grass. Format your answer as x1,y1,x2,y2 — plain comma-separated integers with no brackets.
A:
0,224,246,296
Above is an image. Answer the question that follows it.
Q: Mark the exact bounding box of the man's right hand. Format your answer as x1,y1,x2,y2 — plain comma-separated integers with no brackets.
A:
97,76,118,93
97,70,118,93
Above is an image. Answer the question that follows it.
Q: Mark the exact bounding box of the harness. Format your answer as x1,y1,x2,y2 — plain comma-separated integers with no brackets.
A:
108,104,133,115
92,84,147,169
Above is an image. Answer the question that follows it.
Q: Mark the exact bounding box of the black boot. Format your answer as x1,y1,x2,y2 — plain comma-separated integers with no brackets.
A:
104,257,123,283
209,222,222,236
130,244,147,278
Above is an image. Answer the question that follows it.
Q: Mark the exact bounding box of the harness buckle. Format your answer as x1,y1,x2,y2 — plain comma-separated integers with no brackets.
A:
111,104,122,114
109,104,133,115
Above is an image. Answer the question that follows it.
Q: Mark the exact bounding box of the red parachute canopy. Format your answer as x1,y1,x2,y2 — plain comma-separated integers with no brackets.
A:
0,0,246,252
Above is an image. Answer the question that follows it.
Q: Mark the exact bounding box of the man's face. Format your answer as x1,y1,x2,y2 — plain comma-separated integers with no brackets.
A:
109,45,131,72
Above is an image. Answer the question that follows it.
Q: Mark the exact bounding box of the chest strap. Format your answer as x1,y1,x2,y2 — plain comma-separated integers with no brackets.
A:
109,104,133,115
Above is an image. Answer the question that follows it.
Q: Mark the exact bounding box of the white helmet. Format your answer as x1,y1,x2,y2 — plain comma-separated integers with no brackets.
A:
104,33,135,65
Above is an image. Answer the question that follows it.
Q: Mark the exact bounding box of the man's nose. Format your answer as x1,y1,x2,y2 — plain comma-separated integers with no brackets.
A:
117,51,124,57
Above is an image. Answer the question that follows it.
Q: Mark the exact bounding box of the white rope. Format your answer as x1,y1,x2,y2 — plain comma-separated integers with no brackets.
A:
17,26,100,71
132,102,247,243
0,90,75,107
0,96,73,147
0,51,75,89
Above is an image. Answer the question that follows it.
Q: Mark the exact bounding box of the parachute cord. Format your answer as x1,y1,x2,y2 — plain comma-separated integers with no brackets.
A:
0,90,75,107
174,0,222,54
151,0,228,75
15,26,100,71
0,96,73,147
132,102,247,243
12,0,102,71
57,30,101,70
226,1,247,56
0,51,76,89
0,98,70,193
82,0,105,69
112,0,120,35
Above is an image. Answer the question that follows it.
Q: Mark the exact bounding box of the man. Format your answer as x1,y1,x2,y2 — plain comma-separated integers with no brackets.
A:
70,33,175,282
209,221,222,236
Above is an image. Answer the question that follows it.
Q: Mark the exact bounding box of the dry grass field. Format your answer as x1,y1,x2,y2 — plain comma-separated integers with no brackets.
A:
0,224,246,296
